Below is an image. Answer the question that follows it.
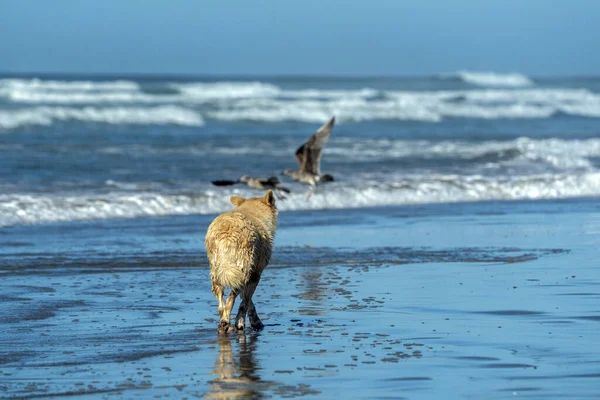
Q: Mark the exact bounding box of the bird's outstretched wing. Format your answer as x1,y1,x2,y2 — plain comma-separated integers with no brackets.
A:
294,144,306,170
261,176,281,186
260,177,290,193
211,179,239,186
295,116,335,175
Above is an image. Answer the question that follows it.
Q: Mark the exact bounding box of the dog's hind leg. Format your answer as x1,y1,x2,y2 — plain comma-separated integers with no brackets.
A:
235,271,260,330
212,282,225,320
234,293,248,331
244,279,264,331
218,289,238,333
247,299,264,330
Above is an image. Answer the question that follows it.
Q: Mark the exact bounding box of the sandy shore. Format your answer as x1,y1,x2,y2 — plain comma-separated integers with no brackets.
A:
1,199,599,399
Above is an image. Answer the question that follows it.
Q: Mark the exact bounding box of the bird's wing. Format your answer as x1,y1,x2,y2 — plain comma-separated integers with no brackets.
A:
263,176,281,186
211,179,239,186
299,116,335,175
302,147,323,176
294,143,306,170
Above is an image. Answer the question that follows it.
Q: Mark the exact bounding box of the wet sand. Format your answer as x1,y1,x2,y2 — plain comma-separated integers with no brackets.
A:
1,199,600,399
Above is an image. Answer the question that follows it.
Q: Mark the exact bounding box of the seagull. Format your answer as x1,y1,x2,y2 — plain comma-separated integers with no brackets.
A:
211,175,291,199
283,116,336,200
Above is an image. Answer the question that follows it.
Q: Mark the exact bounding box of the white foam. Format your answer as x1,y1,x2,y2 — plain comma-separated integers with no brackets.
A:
206,97,551,123
172,82,281,100
460,88,593,102
449,71,534,87
0,78,169,104
0,192,229,226
5,90,173,104
0,78,140,92
2,78,599,124
2,172,600,226
1,81,281,104
206,88,600,122
0,106,204,129
283,88,379,99
279,172,600,211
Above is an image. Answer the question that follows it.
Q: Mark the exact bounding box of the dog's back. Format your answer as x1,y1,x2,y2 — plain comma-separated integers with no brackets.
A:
205,191,278,291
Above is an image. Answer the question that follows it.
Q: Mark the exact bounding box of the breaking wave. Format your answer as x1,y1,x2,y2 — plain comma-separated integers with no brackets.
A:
204,87,600,122
171,81,282,100
1,77,599,127
0,106,204,129
0,78,140,92
1,172,599,226
444,71,534,87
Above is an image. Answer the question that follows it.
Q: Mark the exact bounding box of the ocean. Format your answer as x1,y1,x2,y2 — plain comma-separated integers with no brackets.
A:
1,71,599,226
1,72,600,399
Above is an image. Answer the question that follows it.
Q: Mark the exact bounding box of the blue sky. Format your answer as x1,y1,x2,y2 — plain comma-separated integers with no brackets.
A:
1,0,598,76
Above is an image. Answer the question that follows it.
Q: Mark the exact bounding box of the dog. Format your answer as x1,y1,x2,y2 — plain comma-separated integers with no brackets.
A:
205,190,278,333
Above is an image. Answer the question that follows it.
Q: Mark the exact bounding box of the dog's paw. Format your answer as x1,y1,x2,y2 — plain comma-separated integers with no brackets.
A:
251,320,265,331
217,320,230,333
235,318,246,331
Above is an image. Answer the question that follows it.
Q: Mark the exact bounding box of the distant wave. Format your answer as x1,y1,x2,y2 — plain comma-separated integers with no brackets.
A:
0,78,162,104
1,78,600,128
2,172,599,226
442,71,534,87
206,88,600,122
171,81,282,100
0,79,376,104
4,90,170,104
0,78,140,92
0,106,204,129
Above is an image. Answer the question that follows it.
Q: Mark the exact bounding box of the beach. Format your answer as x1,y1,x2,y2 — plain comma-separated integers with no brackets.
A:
1,198,599,399
3,0,600,394
1,73,600,399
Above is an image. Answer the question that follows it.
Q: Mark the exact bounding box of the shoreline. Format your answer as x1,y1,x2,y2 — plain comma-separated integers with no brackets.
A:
1,198,599,399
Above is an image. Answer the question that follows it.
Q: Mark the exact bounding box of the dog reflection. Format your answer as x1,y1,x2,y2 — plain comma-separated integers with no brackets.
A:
206,334,263,399
295,270,326,316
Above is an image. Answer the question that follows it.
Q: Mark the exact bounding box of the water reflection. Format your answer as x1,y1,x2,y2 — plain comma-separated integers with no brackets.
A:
206,333,267,399
295,269,327,316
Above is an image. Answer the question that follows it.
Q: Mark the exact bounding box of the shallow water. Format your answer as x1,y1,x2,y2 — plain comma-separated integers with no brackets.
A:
1,200,599,399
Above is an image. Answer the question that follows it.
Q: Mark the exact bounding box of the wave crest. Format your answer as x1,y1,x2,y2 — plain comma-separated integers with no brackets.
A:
0,78,139,92
1,78,599,126
445,71,534,87
0,106,204,129
1,172,600,226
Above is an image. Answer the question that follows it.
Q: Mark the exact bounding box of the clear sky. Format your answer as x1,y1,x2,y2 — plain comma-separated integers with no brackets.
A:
1,0,598,76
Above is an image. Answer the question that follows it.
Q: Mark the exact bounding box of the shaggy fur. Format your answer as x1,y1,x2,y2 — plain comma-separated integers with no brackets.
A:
205,190,278,333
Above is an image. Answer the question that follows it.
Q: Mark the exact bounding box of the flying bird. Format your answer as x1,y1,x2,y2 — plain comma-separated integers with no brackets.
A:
283,116,336,200
211,175,291,199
